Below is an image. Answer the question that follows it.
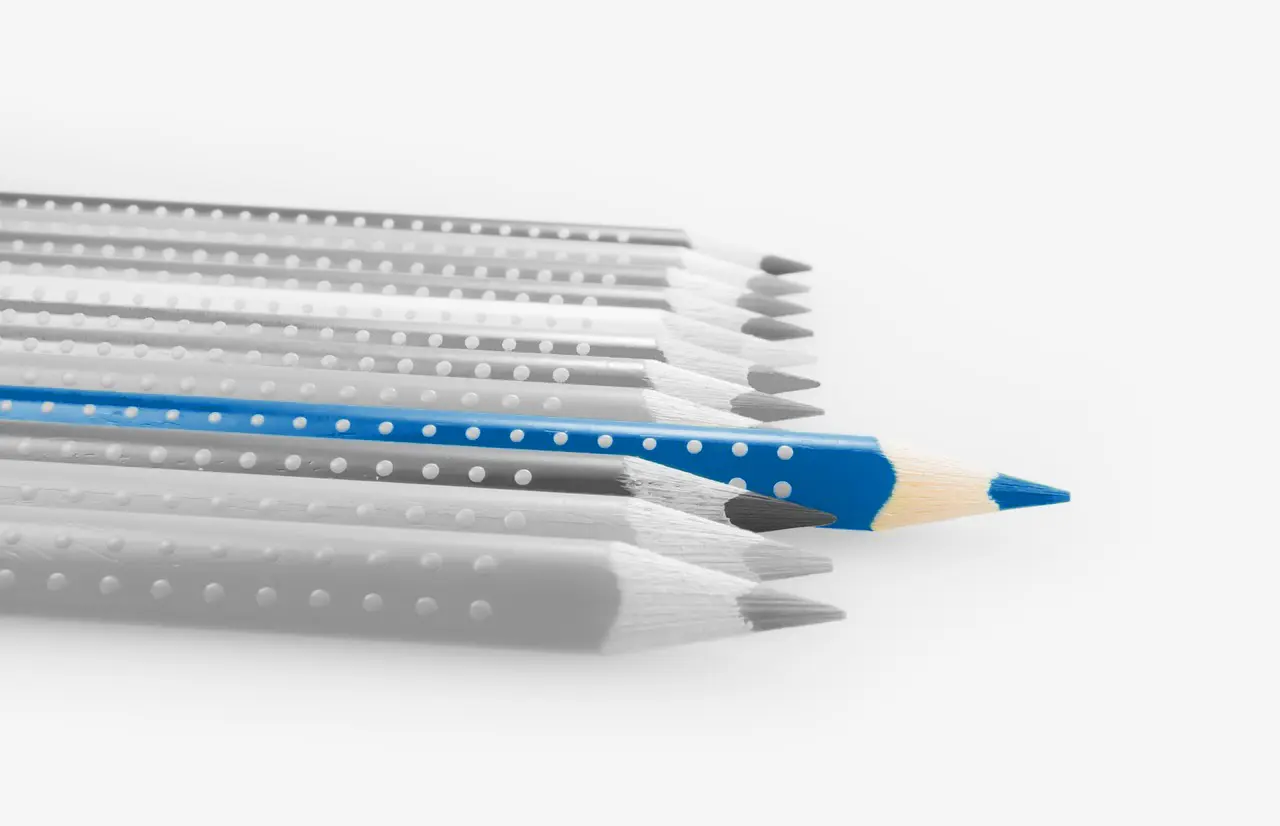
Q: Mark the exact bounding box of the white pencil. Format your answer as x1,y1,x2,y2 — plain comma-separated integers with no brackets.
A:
0,461,830,581
0,271,815,366
0,303,823,420
0,506,843,652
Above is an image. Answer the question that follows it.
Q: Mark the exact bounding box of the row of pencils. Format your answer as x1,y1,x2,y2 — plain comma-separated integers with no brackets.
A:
0,191,1069,652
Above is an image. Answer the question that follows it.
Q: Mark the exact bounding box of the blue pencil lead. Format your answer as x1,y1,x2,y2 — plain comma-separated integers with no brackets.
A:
987,474,1071,511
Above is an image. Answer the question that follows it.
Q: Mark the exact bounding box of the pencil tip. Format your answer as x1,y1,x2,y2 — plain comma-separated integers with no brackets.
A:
740,315,813,341
988,474,1071,510
745,275,811,296
724,492,835,532
759,255,813,276
730,391,823,422
739,587,845,631
735,293,810,318
746,367,821,394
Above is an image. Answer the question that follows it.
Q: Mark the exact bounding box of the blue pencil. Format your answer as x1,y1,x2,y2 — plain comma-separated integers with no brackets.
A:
0,386,1069,531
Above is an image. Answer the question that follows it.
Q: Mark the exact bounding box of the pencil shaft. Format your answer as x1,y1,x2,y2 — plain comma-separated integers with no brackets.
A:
0,387,1066,531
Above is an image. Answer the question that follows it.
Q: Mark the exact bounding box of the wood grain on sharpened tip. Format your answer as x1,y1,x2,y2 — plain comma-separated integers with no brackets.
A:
0,225,810,317
0,192,810,277
0,416,835,533
0,461,832,582
0,273,815,365
0,388,1066,532
0,508,842,652
0,293,817,391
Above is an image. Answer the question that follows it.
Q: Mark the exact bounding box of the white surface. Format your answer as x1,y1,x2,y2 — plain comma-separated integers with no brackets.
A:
0,1,1275,823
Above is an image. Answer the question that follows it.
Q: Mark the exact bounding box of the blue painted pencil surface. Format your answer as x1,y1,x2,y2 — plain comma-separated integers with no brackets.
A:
0,386,1069,530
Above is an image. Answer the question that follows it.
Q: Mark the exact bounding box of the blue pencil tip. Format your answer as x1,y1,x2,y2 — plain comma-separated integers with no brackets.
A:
988,474,1071,511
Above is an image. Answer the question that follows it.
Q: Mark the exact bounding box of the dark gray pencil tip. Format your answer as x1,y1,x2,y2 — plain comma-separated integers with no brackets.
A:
724,492,835,533
747,367,822,394
742,548,834,581
746,274,811,296
759,255,812,275
741,315,813,341
731,390,823,422
735,293,810,318
739,586,845,631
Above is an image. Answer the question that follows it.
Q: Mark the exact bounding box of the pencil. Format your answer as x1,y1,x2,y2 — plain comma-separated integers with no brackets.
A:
0,239,809,327
0,282,818,391
0,507,843,651
0,191,812,277
0,461,831,581
0,413,835,532
0,343,783,428
0,220,810,301
0,307,824,421
0,272,815,363
0,388,1066,531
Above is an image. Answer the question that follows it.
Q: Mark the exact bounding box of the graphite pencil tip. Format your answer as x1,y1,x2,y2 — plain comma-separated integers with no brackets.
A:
746,367,822,394
735,292,810,318
724,491,834,533
730,390,824,422
745,274,811,297
988,474,1071,510
759,255,813,276
740,315,814,341
738,586,845,631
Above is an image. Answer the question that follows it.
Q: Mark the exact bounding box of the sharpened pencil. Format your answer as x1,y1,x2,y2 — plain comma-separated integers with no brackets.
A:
0,191,811,277
0,287,817,391
0,272,815,363
0,307,824,422
0,415,835,533
0,220,810,303
0,507,843,651
0,461,831,581
0,388,1067,531
0,240,808,329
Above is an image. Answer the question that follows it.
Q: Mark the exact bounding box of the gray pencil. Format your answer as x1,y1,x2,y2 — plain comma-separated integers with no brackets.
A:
0,507,843,652
0,307,822,421
0,226,810,313
0,421,835,532
0,461,832,581
0,271,818,379
0,193,809,283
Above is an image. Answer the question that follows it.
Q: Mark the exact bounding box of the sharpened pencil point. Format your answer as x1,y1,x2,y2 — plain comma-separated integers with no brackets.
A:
735,293,810,318
759,255,812,276
730,391,823,422
739,587,845,631
988,474,1071,511
740,315,813,341
746,367,821,394
745,275,811,296
724,492,834,533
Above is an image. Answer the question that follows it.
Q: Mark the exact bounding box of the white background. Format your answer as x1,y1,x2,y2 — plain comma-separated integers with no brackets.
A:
1,2,1276,823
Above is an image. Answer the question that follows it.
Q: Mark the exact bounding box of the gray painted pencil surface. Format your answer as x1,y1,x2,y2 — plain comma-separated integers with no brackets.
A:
0,421,835,532
0,461,830,582
0,287,816,390
0,304,820,419
0,226,811,316
0,507,843,651
0,273,815,364
0,192,811,278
